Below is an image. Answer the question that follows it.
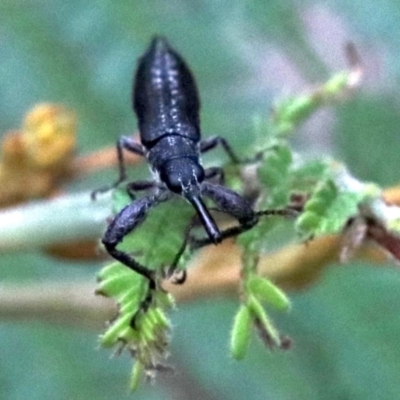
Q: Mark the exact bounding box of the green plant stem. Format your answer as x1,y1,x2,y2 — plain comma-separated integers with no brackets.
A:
0,192,110,252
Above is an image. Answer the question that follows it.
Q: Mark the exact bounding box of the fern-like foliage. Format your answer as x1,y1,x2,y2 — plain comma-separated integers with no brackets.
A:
96,45,400,388
97,262,173,389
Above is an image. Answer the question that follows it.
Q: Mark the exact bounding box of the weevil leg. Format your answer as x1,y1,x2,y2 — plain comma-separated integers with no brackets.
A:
200,136,263,164
102,196,159,326
201,181,298,225
187,181,258,250
189,224,252,250
115,136,146,182
201,181,257,227
102,194,159,281
127,180,160,191
255,207,299,219
91,136,146,199
191,206,299,250
204,166,225,185
165,214,199,284
200,136,242,163
129,279,156,330
102,189,175,328
125,180,164,199
193,181,298,250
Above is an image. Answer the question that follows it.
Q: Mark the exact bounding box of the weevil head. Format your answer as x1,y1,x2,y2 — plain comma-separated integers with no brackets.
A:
160,158,222,243
160,158,204,197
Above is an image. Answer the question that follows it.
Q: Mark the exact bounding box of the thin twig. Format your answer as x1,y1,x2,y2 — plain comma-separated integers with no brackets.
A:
0,235,389,327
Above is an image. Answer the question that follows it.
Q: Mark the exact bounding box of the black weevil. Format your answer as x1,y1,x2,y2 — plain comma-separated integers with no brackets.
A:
95,36,266,288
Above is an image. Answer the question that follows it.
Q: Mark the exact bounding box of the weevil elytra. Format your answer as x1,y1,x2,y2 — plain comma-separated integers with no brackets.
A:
95,36,267,287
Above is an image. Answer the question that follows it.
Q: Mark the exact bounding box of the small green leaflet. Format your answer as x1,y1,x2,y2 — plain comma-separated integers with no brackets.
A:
296,171,380,237
97,261,174,390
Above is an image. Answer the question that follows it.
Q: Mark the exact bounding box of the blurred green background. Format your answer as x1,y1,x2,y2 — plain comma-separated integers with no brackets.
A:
1,1,400,399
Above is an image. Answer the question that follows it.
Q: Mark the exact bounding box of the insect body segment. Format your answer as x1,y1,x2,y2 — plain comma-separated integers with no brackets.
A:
99,36,258,286
133,36,201,144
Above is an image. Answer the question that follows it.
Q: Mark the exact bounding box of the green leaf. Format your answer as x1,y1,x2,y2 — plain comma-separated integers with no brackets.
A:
230,304,252,360
247,295,282,348
97,263,147,312
296,177,365,237
97,261,174,389
272,70,355,135
130,362,144,392
247,275,291,311
257,143,293,208
290,159,331,192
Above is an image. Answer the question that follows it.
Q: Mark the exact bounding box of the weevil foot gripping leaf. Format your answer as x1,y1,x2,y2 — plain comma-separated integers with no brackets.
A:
96,262,174,390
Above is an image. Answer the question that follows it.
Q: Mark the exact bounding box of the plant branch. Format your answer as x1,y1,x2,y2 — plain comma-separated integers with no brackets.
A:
0,233,390,327
0,192,110,252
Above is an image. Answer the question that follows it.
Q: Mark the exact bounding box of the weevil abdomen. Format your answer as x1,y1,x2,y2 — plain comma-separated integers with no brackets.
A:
133,36,201,146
